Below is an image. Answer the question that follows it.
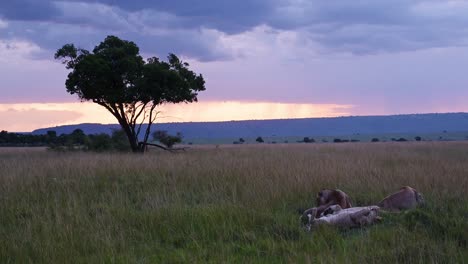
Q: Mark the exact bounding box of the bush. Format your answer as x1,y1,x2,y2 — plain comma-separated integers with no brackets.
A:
371,138,380,142
111,129,131,151
334,139,349,143
303,137,315,143
46,129,131,152
86,134,113,151
152,131,182,148
415,136,422,141
256,137,264,143
70,129,87,145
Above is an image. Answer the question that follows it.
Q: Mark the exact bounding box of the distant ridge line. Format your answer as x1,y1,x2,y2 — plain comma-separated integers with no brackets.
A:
28,113,468,141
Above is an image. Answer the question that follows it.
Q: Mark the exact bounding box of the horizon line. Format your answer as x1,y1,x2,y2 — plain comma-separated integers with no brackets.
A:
22,111,468,133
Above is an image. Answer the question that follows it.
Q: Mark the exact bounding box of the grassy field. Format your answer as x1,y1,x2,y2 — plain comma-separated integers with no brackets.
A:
181,131,468,144
1,143,467,263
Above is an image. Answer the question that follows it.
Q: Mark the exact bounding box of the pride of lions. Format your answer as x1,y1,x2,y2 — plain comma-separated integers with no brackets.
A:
301,186,425,231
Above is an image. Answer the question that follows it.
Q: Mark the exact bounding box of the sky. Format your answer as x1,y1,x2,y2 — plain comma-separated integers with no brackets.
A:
1,0,468,131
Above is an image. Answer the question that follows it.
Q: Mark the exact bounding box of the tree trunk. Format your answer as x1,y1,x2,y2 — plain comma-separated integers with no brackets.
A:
126,131,140,153
116,118,141,153
97,103,145,153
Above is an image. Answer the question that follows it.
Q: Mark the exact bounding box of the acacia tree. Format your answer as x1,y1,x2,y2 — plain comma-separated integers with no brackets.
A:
55,36,205,152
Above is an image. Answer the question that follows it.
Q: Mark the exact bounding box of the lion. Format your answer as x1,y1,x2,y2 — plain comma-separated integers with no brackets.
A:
315,189,353,216
300,189,353,225
304,205,381,230
378,186,424,212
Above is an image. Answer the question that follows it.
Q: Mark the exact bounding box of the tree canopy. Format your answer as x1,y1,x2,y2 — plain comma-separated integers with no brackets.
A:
55,36,206,152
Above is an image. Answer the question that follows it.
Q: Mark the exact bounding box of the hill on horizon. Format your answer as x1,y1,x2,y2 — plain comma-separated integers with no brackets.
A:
30,113,468,143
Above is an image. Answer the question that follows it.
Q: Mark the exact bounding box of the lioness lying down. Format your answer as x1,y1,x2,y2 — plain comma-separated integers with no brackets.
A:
378,186,424,212
303,205,381,231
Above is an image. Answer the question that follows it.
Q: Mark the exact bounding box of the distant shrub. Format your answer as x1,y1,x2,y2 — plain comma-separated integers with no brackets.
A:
256,137,264,143
86,133,113,152
46,129,132,152
396,138,408,142
46,131,57,144
111,129,131,151
333,138,350,143
239,138,245,143
69,129,87,145
303,137,315,143
415,136,422,141
152,130,182,148
233,141,241,145
351,139,360,142
371,138,380,142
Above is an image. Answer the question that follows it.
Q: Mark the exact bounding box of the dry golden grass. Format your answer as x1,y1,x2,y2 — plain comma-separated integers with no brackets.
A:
0,142,467,263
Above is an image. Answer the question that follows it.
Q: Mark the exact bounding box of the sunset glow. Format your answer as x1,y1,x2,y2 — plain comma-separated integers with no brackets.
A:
0,101,353,132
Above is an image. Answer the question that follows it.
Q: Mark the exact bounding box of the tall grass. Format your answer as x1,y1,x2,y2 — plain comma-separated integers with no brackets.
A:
0,143,467,263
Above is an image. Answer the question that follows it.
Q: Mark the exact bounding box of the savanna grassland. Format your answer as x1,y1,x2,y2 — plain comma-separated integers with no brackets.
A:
0,143,467,263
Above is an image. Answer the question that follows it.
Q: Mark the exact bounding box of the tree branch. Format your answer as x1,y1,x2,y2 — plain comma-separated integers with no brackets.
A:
138,142,187,153
134,102,146,119
118,103,129,127
96,101,116,116
142,104,158,145
128,102,136,125
132,102,147,128
135,105,149,138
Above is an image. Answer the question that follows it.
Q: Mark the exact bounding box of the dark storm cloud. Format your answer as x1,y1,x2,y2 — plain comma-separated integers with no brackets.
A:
0,0,60,20
1,0,468,59
0,20,232,61
64,0,276,33
2,0,271,32
269,0,468,54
